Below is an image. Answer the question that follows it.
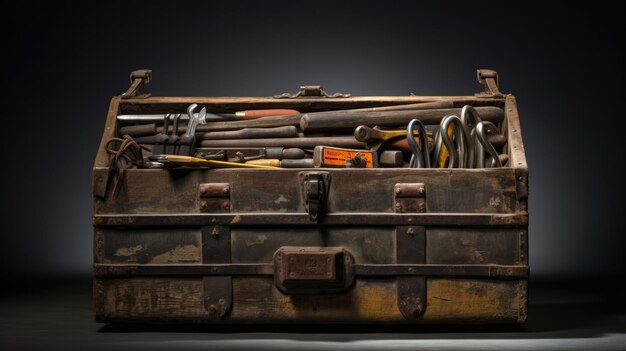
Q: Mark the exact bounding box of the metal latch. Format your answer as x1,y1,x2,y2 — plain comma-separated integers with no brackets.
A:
475,69,503,98
273,246,355,294
301,172,331,221
121,69,152,99
274,85,351,99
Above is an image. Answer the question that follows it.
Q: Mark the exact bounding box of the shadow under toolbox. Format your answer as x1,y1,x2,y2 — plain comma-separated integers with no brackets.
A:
92,69,529,324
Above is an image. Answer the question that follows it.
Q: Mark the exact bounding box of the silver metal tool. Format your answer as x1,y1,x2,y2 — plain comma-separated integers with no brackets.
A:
406,119,430,168
434,115,473,168
178,104,207,155
475,121,503,168
461,105,483,168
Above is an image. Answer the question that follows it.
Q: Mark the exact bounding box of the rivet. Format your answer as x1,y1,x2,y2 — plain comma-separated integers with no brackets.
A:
218,298,225,304
222,186,230,194
395,188,402,195
223,203,230,211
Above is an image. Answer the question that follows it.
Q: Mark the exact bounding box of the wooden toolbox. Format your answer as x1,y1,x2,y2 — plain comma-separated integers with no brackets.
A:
92,69,529,324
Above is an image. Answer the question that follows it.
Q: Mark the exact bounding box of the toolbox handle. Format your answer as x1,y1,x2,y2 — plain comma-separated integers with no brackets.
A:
475,69,503,98
274,86,351,99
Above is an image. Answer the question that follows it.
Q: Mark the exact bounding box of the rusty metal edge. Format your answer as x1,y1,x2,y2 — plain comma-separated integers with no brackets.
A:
92,212,528,227
93,263,528,279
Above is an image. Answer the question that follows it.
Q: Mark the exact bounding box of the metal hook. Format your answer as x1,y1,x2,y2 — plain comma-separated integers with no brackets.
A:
461,105,482,168
407,119,430,168
475,121,503,168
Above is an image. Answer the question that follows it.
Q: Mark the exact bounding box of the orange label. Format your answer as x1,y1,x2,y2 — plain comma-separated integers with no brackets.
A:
321,148,374,168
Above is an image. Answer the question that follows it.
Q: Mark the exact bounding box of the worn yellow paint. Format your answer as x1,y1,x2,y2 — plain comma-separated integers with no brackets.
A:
97,277,523,323
149,244,201,263
425,279,520,321
113,244,143,257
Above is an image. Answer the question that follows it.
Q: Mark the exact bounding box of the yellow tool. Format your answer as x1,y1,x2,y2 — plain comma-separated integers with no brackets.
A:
354,125,432,144
246,159,315,168
438,124,454,168
149,155,278,168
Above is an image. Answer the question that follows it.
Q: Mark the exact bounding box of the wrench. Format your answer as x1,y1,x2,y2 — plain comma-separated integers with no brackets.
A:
179,104,207,155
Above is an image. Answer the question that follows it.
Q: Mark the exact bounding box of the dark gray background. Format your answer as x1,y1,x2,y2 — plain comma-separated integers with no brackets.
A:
2,1,624,281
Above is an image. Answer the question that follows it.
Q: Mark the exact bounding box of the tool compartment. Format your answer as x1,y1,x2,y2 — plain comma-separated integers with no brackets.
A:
92,70,528,324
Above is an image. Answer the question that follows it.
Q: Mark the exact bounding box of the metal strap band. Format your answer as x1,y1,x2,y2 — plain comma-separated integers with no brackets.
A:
93,263,528,279
93,212,528,227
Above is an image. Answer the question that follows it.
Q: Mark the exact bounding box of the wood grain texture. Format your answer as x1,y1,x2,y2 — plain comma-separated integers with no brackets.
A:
231,227,395,264
95,168,518,215
102,229,201,264
427,228,525,265
94,277,525,323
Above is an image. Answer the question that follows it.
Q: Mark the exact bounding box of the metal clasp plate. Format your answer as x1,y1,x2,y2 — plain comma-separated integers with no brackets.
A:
300,172,331,221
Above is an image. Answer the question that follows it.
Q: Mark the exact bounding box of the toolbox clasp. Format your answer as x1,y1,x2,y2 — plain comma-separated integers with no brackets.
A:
301,172,331,221
122,69,152,99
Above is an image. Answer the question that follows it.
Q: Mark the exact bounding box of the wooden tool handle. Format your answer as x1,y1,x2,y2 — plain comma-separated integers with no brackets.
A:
301,107,504,132
119,123,157,137
239,109,300,120
196,115,302,132
197,126,297,140
199,136,367,149
246,159,281,167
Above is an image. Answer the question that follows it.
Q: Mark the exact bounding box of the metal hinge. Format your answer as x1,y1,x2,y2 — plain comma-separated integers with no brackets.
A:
394,183,426,213
121,69,152,99
274,85,351,99
198,183,231,213
301,172,331,221
475,69,504,98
